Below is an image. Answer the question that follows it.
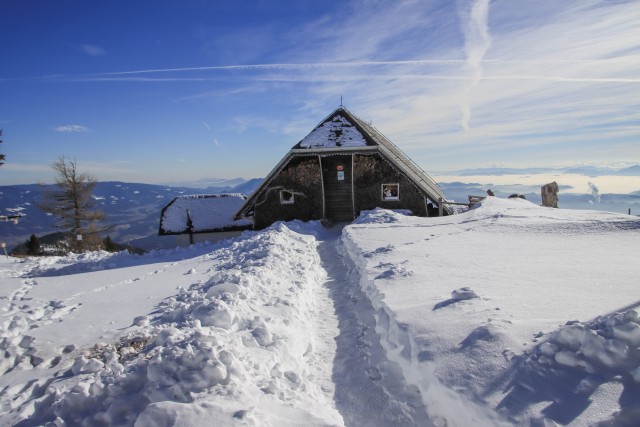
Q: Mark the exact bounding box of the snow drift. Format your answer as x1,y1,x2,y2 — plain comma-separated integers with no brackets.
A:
1,196,639,426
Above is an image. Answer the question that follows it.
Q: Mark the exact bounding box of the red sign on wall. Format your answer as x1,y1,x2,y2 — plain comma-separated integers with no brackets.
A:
336,165,344,171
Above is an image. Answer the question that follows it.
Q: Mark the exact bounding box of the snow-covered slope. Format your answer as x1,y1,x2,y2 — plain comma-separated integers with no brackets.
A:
343,198,640,426
1,198,639,426
0,224,343,426
0,180,263,251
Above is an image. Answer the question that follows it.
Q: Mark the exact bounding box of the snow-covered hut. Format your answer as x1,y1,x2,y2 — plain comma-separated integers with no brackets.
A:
234,106,450,228
159,194,252,246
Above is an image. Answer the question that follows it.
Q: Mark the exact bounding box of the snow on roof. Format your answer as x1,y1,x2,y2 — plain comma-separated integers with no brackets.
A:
297,114,368,148
160,193,252,234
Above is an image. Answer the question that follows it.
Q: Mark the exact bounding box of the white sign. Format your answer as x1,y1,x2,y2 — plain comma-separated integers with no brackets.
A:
337,171,345,181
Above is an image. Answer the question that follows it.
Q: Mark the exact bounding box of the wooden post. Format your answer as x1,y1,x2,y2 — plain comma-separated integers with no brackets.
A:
438,198,444,217
319,155,326,220
186,209,194,245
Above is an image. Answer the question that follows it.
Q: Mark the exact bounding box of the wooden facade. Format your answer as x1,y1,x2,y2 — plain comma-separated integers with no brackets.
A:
236,107,449,229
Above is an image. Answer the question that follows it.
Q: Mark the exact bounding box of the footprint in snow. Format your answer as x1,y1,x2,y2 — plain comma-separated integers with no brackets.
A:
365,367,382,381
363,245,394,258
433,287,481,310
374,266,413,280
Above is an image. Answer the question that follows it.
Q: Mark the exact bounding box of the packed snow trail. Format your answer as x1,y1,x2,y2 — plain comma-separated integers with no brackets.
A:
316,232,432,426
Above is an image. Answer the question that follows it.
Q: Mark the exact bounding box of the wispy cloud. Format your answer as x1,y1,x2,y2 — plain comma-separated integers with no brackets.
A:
54,125,89,133
458,0,491,131
20,0,640,174
81,44,107,56
1,162,53,173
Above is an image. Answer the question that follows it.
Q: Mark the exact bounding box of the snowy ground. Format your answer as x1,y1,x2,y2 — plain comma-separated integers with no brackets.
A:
1,197,639,426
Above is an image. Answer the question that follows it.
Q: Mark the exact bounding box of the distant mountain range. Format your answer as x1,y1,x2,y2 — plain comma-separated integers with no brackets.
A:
0,179,262,252
439,164,640,177
159,177,257,189
439,182,640,216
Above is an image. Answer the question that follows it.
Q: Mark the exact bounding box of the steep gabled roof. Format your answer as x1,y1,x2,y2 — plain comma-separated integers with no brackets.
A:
234,106,448,220
160,193,252,235
293,108,375,148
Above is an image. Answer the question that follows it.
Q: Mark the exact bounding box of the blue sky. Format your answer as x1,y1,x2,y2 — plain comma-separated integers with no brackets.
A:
1,0,639,185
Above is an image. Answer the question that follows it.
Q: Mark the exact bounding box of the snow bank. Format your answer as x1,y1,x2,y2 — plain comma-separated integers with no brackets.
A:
546,310,640,374
3,223,342,426
352,207,413,224
342,198,640,426
341,234,510,427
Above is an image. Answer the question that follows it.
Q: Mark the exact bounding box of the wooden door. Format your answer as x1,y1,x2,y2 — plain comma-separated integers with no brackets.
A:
322,155,354,221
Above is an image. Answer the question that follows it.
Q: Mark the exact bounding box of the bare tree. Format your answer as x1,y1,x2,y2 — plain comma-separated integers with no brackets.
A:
38,156,106,252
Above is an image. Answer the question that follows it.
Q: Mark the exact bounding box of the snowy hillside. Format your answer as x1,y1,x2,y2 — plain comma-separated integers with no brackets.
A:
0,180,262,251
1,198,639,426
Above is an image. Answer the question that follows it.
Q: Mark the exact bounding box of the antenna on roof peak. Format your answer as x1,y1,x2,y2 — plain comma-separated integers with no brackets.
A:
340,95,343,107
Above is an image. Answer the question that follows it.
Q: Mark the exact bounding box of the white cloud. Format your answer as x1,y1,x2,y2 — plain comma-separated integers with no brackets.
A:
1,162,52,173
458,0,491,131
81,44,106,56
31,1,639,172
54,125,89,133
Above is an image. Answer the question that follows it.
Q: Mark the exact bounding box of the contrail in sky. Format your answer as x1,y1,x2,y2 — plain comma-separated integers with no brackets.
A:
88,60,466,76
458,0,491,131
32,57,639,83
53,58,633,78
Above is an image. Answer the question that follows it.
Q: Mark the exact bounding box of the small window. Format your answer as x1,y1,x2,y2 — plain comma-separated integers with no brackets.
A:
381,183,399,201
280,190,294,204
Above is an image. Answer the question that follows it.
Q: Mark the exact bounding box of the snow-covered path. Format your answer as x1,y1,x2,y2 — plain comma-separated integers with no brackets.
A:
0,222,437,426
317,234,432,426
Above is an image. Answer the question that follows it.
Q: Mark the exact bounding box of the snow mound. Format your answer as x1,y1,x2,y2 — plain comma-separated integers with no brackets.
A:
471,197,640,234
452,287,480,301
5,223,342,426
342,203,640,426
352,207,413,224
534,309,640,378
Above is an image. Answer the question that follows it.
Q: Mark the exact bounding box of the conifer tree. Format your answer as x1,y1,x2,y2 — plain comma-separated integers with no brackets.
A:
26,234,42,256
103,236,117,252
0,129,5,167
